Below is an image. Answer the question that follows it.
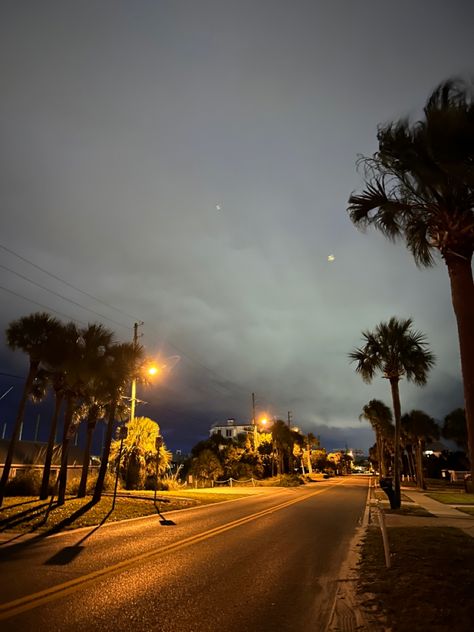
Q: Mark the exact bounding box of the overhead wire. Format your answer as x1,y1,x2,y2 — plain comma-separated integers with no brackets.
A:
0,242,249,402
0,262,130,331
0,241,140,322
0,284,88,326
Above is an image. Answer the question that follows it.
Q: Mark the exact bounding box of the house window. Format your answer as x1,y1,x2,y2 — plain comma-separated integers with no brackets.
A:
226,429,232,437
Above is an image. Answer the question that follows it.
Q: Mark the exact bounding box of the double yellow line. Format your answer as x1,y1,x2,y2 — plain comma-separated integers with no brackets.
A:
0,480,346,620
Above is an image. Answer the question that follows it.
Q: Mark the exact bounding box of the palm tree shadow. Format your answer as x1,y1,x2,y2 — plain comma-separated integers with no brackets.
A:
0,499,107,563
154,500,176,526
44,507,114,565
0,501,51,531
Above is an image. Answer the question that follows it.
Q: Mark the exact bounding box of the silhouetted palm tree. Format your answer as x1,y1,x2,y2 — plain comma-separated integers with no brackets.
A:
57,323,114,505
350,317,435,508
359,399,393,478
402,410,440,490
442,408,467,450
92,341,143,503
348,78,474,483
0,312,62,506
271,420,293,475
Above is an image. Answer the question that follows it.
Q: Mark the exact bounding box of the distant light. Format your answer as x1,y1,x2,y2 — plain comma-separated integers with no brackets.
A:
327,254,335,262
216,204,222,211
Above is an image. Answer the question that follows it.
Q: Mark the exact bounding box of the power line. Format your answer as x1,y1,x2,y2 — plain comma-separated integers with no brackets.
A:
0,241,140,322
0,262,130,331
0,242,248,400
0,284,88,326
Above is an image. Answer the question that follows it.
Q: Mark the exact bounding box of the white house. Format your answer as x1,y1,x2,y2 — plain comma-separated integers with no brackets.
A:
210,418,254,440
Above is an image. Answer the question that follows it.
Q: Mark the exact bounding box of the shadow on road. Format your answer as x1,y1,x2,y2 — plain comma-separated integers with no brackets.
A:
154,500,176,526
44,508,114,565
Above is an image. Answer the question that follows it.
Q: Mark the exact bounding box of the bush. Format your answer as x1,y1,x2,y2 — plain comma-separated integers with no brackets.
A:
5,469,43,496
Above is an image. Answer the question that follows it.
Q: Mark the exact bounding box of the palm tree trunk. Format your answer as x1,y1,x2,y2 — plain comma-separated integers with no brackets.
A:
93,401,116,503
77,420,95,498
376,433,384,477
57,395,74,506
0,361,38,506
389,377,402,509
446,255,474,485
39,392,63,500
306,447,313,475
416,439,425,490
406,446,415,481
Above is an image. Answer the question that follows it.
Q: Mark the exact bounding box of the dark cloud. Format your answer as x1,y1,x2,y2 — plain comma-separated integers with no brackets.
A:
0,1,471,455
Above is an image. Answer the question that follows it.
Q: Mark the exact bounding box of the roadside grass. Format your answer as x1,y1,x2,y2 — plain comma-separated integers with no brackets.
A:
0,490,248,534
358,526,474,631
385,504,433,517
457,506,474,516
374,491,414,503
426,492,474,505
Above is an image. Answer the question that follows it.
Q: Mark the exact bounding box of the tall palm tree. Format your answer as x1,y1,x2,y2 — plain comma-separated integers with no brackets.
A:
39,369,66,500
57,323,114,506
271,420,293,475
93,341,143,503
0,312,62,506
442,408,467,450
402,410,440,490
348,78,474,483
359,399,394,478
350,317,435,508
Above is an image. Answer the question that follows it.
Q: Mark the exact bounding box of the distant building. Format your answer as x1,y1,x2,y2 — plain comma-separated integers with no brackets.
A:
210,418,254,441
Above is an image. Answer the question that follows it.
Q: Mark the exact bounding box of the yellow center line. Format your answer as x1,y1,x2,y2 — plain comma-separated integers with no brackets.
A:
0,479,349,620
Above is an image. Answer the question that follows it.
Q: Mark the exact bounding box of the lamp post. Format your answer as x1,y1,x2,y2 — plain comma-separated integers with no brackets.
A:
113,425,128,510
129,323,161,423
154,435,163,503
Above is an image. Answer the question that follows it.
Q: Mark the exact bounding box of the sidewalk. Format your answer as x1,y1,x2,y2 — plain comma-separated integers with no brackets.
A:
381,487,474,538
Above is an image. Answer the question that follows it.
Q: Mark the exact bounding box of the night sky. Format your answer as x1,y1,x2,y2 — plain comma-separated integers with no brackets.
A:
1,1,473,453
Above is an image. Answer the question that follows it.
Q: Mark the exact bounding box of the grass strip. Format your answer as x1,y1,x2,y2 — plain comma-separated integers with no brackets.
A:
426,492,474,505
357,526,474,631
0,491,248,534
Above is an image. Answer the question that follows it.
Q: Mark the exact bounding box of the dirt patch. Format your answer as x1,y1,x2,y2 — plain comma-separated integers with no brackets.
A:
357,526,474,631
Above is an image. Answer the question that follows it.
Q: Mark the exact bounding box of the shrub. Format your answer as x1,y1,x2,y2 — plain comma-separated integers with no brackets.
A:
5,469,43,496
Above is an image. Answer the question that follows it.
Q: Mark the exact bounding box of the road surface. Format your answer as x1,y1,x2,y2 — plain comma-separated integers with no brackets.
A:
0,476,369,631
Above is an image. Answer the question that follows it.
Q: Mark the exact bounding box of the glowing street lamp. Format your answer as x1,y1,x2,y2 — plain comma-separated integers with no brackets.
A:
130,362,163,423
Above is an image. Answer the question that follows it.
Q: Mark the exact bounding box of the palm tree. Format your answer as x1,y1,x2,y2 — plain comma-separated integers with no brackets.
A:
305,432,317,475
442,408,467,450
348,78,474,484
271,420,293,475
359,399,394,478
92,341,143,503
39,369,66,499
350,317,435,508
0,312,62,506
57,323,114,506
402,410,440,490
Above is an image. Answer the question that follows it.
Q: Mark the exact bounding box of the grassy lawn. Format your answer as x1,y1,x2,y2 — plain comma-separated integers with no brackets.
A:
385,505,433,517
0,490,248,535
374,491,414,503
457,506,474,516
358,526,474,631
426,492,474,505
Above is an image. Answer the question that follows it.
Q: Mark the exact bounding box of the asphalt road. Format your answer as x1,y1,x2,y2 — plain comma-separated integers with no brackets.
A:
0,476,369,632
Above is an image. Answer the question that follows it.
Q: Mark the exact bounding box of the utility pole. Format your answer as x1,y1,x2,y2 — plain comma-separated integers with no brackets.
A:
34,414,40,442
130,321,143,424
252,392,257,448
